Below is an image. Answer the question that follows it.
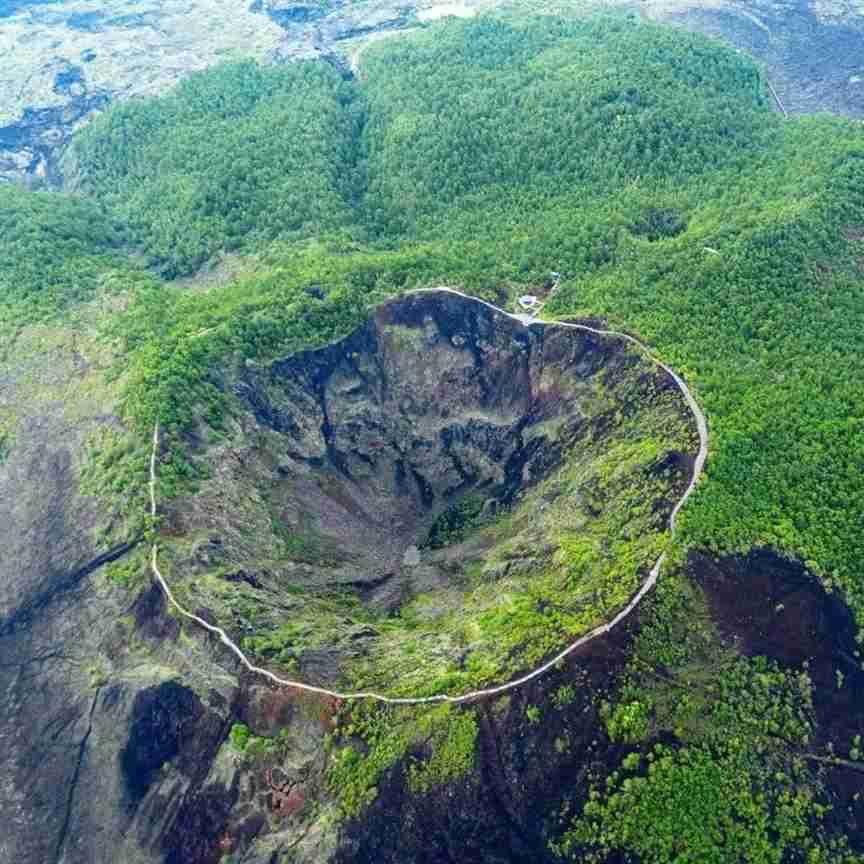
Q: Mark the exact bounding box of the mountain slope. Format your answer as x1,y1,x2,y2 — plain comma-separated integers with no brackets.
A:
1,12,864,864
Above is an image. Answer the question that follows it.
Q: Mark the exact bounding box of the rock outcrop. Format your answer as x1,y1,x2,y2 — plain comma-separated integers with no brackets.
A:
0,290,694,863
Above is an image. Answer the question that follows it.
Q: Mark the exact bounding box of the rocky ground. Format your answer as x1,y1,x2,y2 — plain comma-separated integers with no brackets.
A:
0,0,483,183
645,0,864,117
0,291,642,863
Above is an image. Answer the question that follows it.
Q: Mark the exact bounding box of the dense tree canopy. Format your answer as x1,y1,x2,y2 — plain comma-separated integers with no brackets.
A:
0,183,130,328
359,15,768,235
7,10,857,631
65,60,364,276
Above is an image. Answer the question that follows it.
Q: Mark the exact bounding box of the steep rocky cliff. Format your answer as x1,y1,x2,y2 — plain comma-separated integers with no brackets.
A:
154,291,695,696
0,316,237,863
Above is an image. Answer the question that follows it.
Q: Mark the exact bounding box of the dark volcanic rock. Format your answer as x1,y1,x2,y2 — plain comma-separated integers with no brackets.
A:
0,289,857,864
265,1,326,27
0,87,110,183
666,1,864,118
225,290,658,604
162,782,239,864
122,681,207,805
0,332,238,862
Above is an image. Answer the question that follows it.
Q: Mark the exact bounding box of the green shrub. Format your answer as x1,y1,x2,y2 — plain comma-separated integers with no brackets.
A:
228,722,251,752
601,699,651,744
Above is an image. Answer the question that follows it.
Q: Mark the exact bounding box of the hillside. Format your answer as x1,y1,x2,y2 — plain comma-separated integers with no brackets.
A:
2,0,863,184
1,11,864,864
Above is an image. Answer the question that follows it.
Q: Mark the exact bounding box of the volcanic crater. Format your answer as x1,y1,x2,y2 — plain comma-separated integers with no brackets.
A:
168,291,698,692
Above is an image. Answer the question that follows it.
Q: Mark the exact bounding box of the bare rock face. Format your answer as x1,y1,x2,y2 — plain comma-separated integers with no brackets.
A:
0,0,286,183
0,0,423,183
0,292,859,864
233,292,643,593
3,291,674,864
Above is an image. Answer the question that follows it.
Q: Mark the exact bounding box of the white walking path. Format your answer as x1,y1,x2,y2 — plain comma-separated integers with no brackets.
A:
148,288,709,705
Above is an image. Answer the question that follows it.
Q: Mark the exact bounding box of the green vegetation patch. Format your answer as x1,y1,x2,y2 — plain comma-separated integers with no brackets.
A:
0,183,136,334
0,409,15,465
66,61,365,278
75,12,864,636
79,426,154,545
3,13,864,846
359,14,767,237
327,701,478,818
104,545,150,589
421,492,491,550
345,393,691,698
560,742,846,864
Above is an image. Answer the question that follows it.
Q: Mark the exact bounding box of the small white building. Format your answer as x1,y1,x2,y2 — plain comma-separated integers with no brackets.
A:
518,295,540,311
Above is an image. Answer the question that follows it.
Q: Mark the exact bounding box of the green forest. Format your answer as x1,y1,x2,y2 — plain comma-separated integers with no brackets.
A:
64,61,363,277
3,11,864,862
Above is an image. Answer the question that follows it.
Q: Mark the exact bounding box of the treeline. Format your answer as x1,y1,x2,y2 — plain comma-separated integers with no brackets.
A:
5,11,857,630
3,11,862,636
55,15,774,267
